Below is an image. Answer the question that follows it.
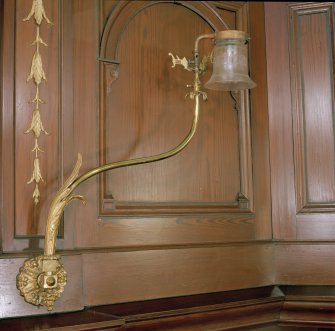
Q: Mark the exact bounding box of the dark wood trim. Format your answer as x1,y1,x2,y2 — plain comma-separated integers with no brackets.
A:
0,286,283,330
279,286,335,328
2,285,335,330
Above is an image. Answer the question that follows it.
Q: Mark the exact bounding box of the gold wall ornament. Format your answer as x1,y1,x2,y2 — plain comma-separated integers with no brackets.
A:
23,0,52,25
17,155,85,311
23,0,52,205
25,108,48,138
17,30,256,310
27,157,45,204
16,255,67,311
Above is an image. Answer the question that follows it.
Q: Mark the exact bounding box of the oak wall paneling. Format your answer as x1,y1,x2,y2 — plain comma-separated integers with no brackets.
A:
265,1,297,240
0,1,274,319
248,1,271,239
1,0,16,251
1,0,72,252
289,2,335,215
0,1,271,248
14,0,61,238
265,1,335,240
9,0,335,324
275,242,335,285
0,0,14,254
83,243,274,306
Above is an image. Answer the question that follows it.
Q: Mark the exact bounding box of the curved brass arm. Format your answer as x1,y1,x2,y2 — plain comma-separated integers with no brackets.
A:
16,36,213,311
17,90,205,311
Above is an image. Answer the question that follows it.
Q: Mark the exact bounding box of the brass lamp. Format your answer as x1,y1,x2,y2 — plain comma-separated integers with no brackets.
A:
16,30,256,311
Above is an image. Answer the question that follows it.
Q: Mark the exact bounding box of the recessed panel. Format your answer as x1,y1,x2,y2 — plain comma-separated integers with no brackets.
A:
101,3,245,215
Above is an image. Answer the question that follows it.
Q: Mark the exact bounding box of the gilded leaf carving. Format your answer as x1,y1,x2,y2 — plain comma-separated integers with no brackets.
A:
27,49,47,85
25,109,48,138
27,157,45,185
23,0,52,25
23,1,53,204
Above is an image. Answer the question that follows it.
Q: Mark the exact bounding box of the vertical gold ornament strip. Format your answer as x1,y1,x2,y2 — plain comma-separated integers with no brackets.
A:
23,0,52,204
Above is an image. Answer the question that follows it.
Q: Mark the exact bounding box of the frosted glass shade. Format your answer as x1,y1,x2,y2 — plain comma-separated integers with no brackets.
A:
204,30,256,91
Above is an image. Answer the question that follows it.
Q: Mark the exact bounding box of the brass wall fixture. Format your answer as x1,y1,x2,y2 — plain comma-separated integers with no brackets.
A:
17,30,255,311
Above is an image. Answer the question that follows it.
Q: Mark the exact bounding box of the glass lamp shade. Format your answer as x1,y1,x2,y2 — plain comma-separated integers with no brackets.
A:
204,30,256,91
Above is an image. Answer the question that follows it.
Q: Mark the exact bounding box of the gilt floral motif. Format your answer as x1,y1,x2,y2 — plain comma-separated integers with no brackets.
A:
23,0,52,204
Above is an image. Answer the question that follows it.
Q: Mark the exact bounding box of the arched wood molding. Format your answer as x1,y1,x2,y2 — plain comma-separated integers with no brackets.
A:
99,1,229,62
98,1,254,217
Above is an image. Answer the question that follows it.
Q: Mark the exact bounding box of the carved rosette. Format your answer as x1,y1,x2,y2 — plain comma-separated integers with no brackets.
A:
16,255,67,311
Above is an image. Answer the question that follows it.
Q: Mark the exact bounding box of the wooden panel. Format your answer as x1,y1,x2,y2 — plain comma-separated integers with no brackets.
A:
1,0,15,251
248,2,271,239
266,1,335,240
83,243,274,306
297,215,335,239
275,243,335,285
265,2,296,240
2,1,271,251
289,2,335,213
14,0,60,236
100,1,251,216
0,255,83,318
70,0,271,249
1,0,72,251
0,0,273,321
